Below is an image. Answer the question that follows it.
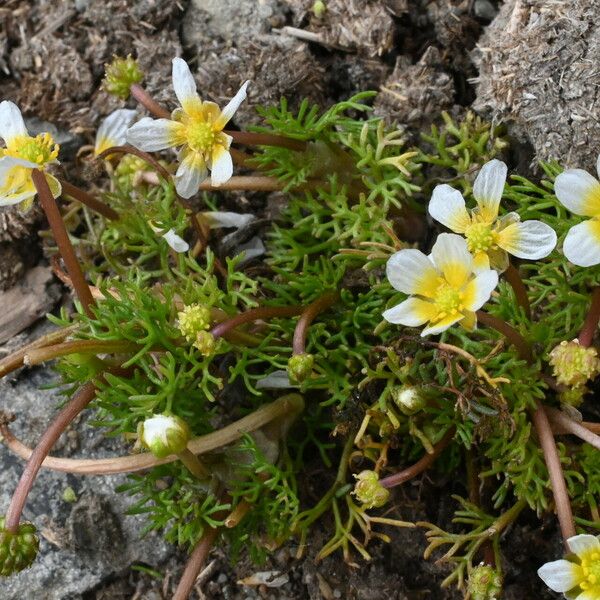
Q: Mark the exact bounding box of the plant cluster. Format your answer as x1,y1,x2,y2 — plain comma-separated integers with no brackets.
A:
1,54,600,600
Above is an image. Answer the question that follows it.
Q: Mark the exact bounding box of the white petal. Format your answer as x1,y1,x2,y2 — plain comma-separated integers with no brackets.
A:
563,220,600,267
383,297,436,326
210,145,233,186
162,229,189,253
537,559,581,592
174,151,207,199
95,109,137,154
256,370,297,389
497,220,557,259
574,591,598,600
421,314,463,336
201,211,255,229
0,100,28,143
214,81,250,130
567,534,600,556
126,117,176,151
464,270,498,311
428,184,470,233
385,249,438,296
554,169,600,217
172,57,199,110
235,236,265,263
473,159,507,220
430,233,473,287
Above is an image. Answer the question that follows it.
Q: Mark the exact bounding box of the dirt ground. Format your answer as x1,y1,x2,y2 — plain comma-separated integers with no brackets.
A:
2,0,597,598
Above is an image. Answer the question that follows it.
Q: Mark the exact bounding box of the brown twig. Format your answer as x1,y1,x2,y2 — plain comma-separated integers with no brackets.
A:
547,408,600,451
379,429,455,489
24,339,137,366
504,263,531,319
531,401,576,547
476,311,532,363
0,325,78,379
58,179,119,221
292,291,339,355
4,381,97,533
579,286,600,347
32,169,95,317
210,306,304,340
172,526,220,600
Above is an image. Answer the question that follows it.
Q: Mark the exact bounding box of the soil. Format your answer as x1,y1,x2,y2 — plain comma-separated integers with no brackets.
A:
1,0,596,598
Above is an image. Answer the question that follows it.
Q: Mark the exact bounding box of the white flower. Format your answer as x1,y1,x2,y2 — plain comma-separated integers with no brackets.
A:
94,109,137,156
538,533,600,599
149,222,189,253
126,57,249,198
139,414,190,458
554,155,600,267
0,101,61,211
429,159,556,271
383,233,499,336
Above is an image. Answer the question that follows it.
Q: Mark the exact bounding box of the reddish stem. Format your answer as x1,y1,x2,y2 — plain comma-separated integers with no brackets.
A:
578,287,600,347
476,310,532,363
210,306,304,340
531,401,576,547
292,291,339,355
504,263,531,319
4,382,97,533
97,145,172,184
130,83,171,119
172,526,220,600
32,169,95,317
379,429,454,489
58,179,119,221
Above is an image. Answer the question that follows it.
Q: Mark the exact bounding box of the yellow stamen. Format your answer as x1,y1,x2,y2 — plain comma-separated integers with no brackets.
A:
5,133,59,167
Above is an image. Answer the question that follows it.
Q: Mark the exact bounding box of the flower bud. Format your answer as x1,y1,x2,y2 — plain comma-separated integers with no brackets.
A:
194,330,216,356
352,470,390,509
102,55,144,100
178,304,212,343
467,564,502,600
139,414,190,458
391,385,427,415
0,517,39,576
312,0,326,18
287,353,314,383
549,340,600,388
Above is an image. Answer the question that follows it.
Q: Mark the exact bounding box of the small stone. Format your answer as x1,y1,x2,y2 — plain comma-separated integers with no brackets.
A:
474,0,498,21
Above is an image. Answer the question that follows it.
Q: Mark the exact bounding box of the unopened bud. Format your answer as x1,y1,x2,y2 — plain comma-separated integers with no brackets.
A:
352,470,390,509
178,304,212,343
549,340,600,388
312,0,326,18
467,564,502,600
103,55,144,100
0,517,39,576
287,353,314,383
139,414,190,458
391,386,426,415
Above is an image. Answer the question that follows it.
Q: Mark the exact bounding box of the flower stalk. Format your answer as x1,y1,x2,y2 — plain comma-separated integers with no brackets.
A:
578,286,600,348
58,179,119,221
504,263,531,319
292,291,339,355
531,401,576,547
210,305,304,340
475,311,532,363
32,169,95,317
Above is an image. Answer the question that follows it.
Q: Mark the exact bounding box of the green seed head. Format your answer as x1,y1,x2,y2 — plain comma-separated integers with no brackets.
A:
467,564,502,600
0,517,39,576
312,0,326,18
103,55,144,100
287,353,314,383
178,304,212,343
139,414,190,458
352,470,390,509
549,340,600,388
194,330,217,356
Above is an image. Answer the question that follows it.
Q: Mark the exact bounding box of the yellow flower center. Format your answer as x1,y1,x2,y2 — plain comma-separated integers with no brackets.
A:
465,222,496,254
580,551,600,592
5,133,59,166
186,121,216,153
434,283,464,319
